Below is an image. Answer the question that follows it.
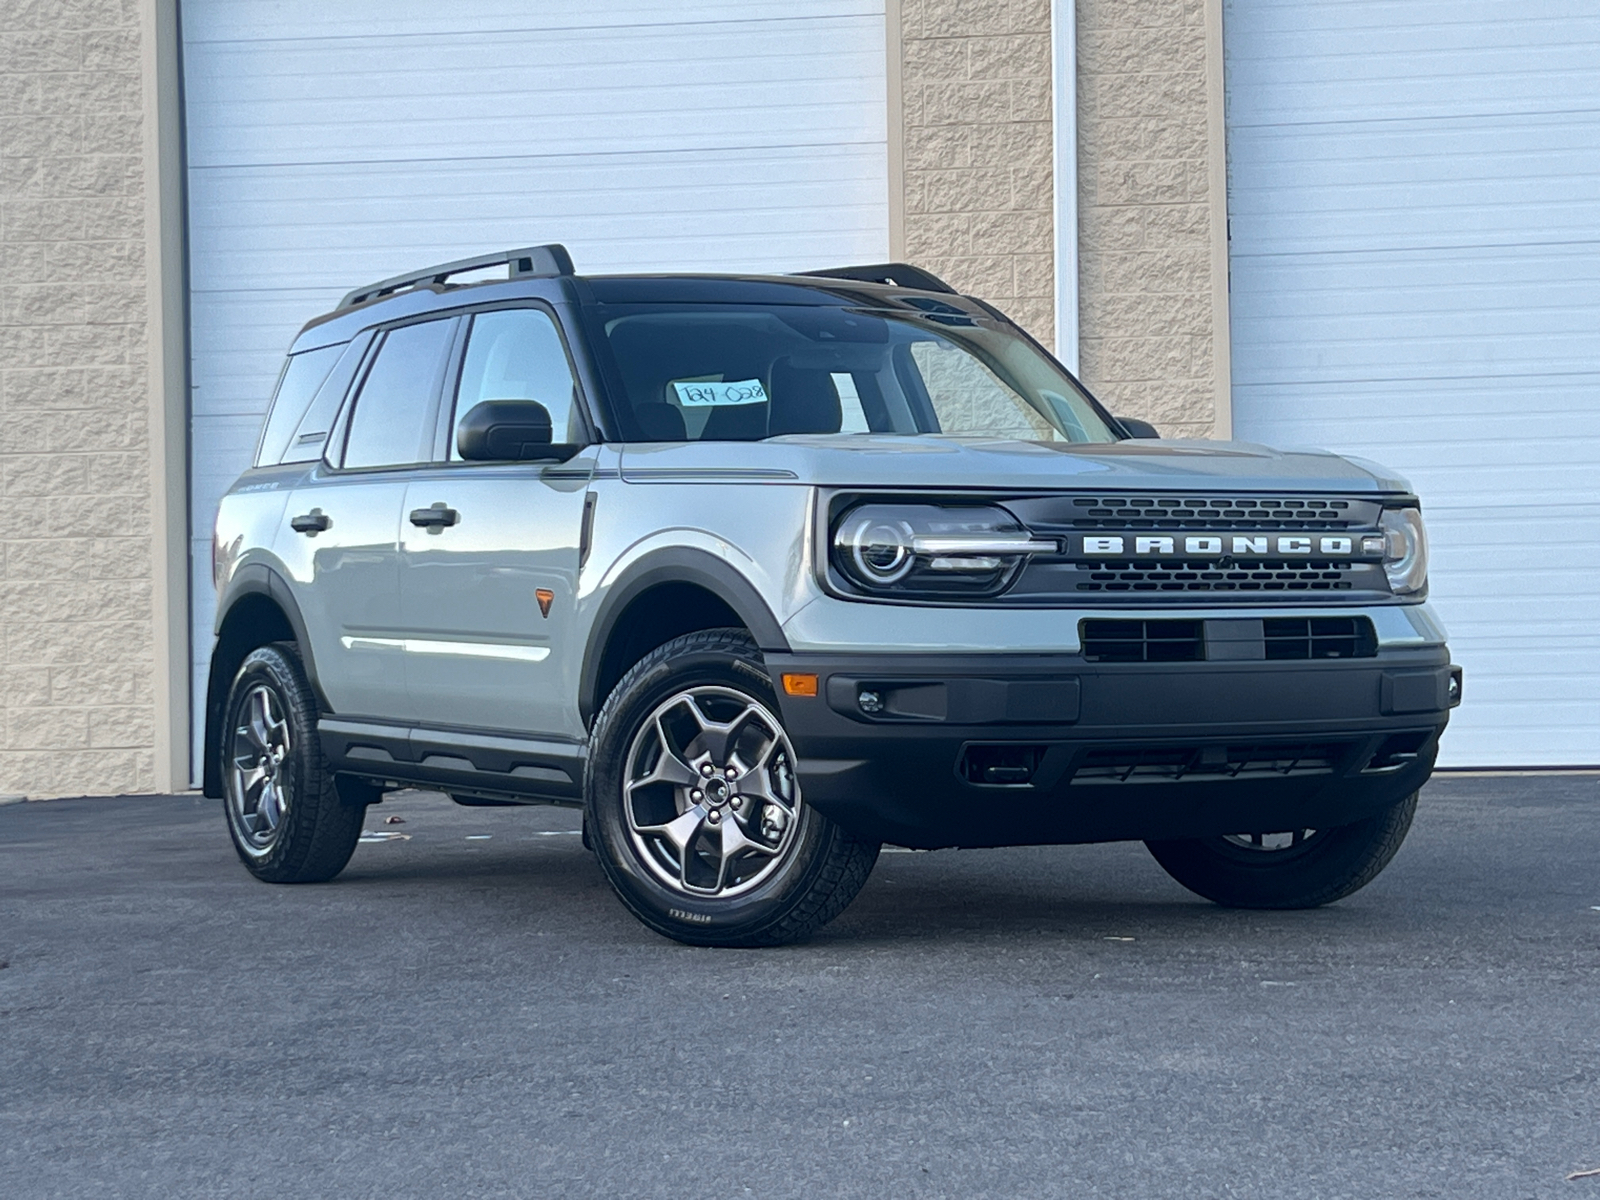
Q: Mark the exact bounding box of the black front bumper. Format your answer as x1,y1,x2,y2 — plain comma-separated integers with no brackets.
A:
765,647,1457,849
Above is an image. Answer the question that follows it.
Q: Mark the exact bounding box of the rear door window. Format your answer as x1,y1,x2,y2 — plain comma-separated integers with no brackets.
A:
340,318,459,470
279,331,375,464
254,344,343,467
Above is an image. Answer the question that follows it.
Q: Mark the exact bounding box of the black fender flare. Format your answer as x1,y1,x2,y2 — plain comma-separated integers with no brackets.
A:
578,547,791,725
202,564,326,797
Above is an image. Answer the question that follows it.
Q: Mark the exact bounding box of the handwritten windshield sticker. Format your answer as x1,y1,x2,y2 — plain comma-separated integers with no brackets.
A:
672,379,769,407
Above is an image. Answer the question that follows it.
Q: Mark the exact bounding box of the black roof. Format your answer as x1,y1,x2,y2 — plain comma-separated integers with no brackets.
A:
292,244,994,352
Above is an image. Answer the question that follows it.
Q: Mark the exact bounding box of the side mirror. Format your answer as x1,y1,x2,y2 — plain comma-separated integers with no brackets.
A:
457,400,581,462
1116,416,1160,439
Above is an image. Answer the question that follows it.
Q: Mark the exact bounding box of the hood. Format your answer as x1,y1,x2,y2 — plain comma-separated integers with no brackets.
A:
617,435,1413,494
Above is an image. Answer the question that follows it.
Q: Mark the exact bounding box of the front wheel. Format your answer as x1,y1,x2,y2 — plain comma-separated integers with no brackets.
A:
585,629,879,947
1145,791,1418,909
221,644,368,883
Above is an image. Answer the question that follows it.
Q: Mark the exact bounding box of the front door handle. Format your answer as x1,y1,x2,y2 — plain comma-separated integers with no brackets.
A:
409,503,460,530
290,509,331,535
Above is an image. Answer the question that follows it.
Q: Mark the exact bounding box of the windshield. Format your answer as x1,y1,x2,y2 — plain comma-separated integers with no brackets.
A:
588,303,1118,443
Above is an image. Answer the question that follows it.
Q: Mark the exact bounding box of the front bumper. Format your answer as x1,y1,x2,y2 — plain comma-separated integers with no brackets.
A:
766,647,1459,848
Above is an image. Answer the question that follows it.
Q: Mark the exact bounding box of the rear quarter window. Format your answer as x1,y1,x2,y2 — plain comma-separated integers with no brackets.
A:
254,344,345,467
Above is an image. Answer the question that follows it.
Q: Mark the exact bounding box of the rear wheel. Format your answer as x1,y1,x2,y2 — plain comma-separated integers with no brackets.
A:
221,644,370,883
1145,791,1418,909
586,629,879,947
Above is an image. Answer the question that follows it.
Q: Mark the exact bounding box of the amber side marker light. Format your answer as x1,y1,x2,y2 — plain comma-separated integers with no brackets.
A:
781,673,819,697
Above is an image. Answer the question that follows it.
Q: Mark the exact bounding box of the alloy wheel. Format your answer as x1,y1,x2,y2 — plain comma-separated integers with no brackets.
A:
227,683,294,852
622,686,805,899
1221,829,1320,852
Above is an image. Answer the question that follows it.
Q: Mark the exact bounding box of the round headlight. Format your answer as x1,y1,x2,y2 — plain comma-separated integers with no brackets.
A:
830,503,1055,597
841,512,916,585
1379,507,1429,595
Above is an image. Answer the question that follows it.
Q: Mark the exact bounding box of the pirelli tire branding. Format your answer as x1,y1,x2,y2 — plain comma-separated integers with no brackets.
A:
1070,532,1387,559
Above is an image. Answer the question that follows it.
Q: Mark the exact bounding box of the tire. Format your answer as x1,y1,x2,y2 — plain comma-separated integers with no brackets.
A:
1145,791,1418,909
220,643,370,883
585,628,880,947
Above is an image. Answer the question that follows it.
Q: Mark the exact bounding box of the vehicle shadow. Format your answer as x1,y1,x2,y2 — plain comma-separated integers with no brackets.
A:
332,831,1383,952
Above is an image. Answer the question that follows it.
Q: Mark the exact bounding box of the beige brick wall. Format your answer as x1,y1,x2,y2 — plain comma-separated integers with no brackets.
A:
896,0,1226,436
898,0,1057,346
0,0,159,797
1075,0,1224,438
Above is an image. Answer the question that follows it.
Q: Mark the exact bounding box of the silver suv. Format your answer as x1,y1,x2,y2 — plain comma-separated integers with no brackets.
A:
205,244,1460,946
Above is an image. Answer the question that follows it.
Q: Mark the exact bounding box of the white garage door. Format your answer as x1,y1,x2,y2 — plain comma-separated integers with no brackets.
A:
1224,1,1600,766
181,0,890,775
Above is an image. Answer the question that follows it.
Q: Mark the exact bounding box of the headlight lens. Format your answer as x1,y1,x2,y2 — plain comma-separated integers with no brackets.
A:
1379,506,1429,595
832,504,1055,597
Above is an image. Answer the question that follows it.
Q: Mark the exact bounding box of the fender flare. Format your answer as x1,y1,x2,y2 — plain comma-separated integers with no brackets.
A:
202,564,325,797
578,547,791,725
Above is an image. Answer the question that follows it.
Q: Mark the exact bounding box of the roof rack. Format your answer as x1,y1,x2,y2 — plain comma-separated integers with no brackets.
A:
338,243,575,310
795,262,956,294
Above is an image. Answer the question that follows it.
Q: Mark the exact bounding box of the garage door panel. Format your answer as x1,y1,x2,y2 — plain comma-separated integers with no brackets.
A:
182,0,889,778
188,149,890,291
1231,256,1600,382
182,0,881,42
1226,2,1600,126
1229,129,1600,255
1227,377,1600,440
189,414,265,598
1225,0,1600,765
186,21,886,167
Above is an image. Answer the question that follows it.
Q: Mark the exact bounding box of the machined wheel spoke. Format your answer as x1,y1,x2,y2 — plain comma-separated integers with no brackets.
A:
248,689,275,755
709,815,782,891
622,684,805,901
258,780,284,830
719,811,776,860
630,717,700,790
232,768,264,832
1224,828,1317,853
731,765,789,809
237,718,265,756
728,728,780,786
678,694,755,765
235,760,268,797
635,803,709,851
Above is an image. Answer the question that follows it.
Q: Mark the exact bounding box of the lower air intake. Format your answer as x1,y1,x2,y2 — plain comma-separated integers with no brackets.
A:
1070,743,1348,784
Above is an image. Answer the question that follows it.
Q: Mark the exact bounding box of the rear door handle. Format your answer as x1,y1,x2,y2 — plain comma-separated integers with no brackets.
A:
290,509,331,535
409,503,460,530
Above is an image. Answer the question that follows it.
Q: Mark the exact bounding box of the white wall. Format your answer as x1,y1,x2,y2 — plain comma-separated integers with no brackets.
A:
1225,0,1600,765
182,0,891,775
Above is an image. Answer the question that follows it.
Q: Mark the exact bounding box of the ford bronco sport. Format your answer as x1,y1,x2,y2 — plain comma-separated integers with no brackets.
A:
206,243,1460,946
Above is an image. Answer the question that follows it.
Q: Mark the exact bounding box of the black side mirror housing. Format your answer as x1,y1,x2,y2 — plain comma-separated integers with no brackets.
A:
1116,416,1161,439
457,400,581,462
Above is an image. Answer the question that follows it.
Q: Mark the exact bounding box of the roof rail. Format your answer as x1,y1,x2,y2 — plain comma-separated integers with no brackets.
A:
795,262,956,294
338,243,575,310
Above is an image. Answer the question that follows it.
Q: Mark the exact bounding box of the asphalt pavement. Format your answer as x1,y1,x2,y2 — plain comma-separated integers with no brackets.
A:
2,773,1597,1199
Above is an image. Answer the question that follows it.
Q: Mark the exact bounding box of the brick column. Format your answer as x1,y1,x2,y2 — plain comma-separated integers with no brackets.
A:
899,0,1057,347
1075,0,1225,437
0,3,159,796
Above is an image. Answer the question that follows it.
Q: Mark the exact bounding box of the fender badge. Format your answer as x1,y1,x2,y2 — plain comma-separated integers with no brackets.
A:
535,588,554,618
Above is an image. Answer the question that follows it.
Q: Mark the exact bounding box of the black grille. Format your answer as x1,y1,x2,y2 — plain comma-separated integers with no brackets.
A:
1264,617,1377,660
1068,496,1355,530
1073,559,1362,593
1082,619,1203,663
1082,617,1377,661
1070,742,1347,784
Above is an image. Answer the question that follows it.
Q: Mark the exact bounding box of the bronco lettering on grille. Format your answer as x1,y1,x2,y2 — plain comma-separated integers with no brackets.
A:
1077,534,1363,557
